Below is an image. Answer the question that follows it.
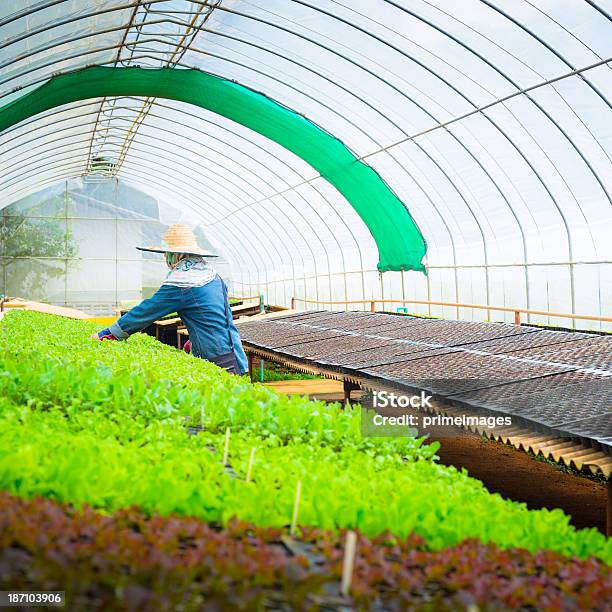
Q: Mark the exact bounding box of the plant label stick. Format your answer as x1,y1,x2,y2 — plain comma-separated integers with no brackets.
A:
290,479,302,536
222,427,230,465
245,447,256,482
341,530,357,597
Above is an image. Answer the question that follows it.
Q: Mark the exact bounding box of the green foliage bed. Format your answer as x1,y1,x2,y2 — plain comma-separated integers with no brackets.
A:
0,310,609,565
259,361,321,382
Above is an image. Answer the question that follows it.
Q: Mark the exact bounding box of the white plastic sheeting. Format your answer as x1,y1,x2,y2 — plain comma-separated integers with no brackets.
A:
0,177,231,315
1,0,611,329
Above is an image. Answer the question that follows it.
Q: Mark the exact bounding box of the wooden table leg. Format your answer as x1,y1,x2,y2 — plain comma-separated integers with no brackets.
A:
343,380,361,403
607,479,612,537
248,352,255,382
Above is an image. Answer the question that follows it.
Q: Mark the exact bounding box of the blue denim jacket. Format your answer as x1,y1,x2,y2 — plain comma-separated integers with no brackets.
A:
109,275,248,374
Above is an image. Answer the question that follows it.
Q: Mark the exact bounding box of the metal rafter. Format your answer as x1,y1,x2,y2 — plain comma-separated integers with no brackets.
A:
92,1,223,177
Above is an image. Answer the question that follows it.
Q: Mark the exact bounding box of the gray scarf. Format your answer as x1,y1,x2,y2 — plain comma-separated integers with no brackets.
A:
162,256,217,288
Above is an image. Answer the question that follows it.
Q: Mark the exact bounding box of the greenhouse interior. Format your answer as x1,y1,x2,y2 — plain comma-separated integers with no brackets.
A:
0,0,611,609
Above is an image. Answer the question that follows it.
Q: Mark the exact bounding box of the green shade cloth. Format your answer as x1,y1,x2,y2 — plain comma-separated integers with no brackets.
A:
0,66,427,272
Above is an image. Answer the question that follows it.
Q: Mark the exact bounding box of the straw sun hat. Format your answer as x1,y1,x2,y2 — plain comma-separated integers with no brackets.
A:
136,224,218,257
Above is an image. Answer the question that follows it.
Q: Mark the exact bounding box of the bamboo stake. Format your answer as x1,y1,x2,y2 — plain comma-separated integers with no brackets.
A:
341,530,357,597
290,480,302,536
246,447,256,482
222,427,230,465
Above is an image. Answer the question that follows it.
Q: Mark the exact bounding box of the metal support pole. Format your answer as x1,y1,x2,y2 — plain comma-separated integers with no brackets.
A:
260,359,265,383
64,180,68,307
259,293,265,314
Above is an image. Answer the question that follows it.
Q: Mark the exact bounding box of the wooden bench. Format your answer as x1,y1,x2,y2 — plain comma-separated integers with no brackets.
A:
177,327,189,350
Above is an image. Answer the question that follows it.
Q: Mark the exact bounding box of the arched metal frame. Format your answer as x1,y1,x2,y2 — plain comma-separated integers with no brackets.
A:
1,94,366,304
1,0,610,326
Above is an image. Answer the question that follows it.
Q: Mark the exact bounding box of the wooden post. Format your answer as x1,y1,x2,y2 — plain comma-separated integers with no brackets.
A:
291,297,296,310
259,293,265,314
343,380,360,404
514,310,521,325
341,531,357,597
370,300,376,313
248,352,255,382
607,479,612,538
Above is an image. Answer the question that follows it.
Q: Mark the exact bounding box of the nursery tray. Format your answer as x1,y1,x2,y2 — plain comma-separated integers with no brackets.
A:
240,312,612,455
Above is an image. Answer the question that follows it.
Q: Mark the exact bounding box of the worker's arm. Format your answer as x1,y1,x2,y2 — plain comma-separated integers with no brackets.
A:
92,285,180,341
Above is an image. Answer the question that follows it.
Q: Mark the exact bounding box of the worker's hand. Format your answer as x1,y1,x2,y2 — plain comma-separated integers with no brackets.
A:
183,340,192,354
92,328,118,341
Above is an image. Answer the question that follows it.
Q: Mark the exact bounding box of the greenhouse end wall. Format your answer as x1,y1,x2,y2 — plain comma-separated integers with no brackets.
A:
0,178,231,316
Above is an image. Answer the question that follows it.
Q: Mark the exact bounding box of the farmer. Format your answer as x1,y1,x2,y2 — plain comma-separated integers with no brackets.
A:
92,224,248,375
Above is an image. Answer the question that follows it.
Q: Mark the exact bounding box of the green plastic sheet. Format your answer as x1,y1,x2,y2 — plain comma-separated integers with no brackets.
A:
0,66,426,272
